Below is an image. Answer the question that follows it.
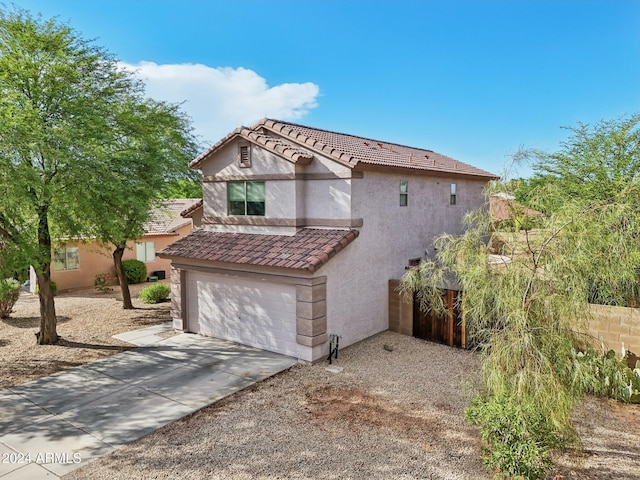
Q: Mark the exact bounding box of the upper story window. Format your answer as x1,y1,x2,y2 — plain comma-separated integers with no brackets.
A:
136,241,156,263
54,247,79,271
238,143,251,168
399,180,408,206
228,181,265,216
450,183,457,205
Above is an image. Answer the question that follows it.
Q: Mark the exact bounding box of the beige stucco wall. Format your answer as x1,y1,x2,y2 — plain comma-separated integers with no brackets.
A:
202,140,298,235
200,138,357,235
588,304,640,356
195,135,490,358
316,170,487,351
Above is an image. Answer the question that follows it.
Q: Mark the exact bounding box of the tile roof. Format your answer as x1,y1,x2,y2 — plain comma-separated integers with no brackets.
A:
159,228,359,273
190,127,314,169
489,196,544,222
190,118,498,179
144,199,201,236
258,118,497,178
180,198,203,219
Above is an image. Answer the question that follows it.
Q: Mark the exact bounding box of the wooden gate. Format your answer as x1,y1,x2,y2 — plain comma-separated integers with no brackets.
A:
412,290,465,348
388,280,466,348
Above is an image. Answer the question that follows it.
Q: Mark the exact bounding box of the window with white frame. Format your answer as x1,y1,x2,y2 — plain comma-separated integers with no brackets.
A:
136,241,156,263
450,183,457,205
53,247,80,271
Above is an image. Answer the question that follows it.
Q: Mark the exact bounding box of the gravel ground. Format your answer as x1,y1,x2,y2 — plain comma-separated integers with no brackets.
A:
3,288,639,479
64,333,640,480
0,282,172,389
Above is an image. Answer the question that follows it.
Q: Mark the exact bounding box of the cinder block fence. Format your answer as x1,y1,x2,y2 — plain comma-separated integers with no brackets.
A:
588,304,640,357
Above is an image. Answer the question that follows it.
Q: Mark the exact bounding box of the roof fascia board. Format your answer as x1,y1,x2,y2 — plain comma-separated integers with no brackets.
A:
353,162,500,180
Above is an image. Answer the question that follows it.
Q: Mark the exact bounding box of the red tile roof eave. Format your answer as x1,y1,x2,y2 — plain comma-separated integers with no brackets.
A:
181,199,203,218
190,128,243,168
155,253,321,273
157,228,359,274
190,127,313,169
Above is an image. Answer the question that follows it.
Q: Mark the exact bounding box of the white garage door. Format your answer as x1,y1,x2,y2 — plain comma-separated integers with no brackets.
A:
186,271,298,357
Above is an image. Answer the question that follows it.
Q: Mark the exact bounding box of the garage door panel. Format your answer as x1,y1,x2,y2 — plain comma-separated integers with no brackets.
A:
186,271,297,357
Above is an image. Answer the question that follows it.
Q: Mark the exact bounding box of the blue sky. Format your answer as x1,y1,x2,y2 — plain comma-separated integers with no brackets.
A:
14,0,640,177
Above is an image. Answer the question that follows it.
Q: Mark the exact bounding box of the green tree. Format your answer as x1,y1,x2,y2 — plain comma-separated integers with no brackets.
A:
511,115,640,304
403,114,640,477
403,192,640,477
519,114,640,212
88,97,197,309
0,9,196,340
162,174,202,199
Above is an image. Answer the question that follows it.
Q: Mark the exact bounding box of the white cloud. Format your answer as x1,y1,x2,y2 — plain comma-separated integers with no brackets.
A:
120,61,320,146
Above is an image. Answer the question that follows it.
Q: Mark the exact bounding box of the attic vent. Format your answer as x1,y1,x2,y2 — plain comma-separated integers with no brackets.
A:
238,144,251,168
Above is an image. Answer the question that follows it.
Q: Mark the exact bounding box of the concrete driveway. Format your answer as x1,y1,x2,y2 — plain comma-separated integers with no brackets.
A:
0,328,297,479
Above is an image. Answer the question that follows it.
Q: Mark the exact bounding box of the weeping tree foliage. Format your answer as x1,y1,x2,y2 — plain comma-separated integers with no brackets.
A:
402,184,640,478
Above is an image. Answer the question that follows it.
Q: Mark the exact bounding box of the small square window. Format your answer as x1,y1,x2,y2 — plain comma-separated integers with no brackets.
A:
450,183,457,205
400,180,408,207
53,247,80,271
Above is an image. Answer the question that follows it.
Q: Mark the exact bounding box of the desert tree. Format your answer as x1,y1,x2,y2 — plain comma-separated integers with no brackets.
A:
86,97,198,309
0,8,196,340
402,115,640,478
403,191,640,478
518,114,640,211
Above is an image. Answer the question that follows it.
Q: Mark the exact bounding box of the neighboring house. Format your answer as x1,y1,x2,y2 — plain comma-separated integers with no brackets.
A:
489,192,544,226
160,118,497,363
34,199,201,292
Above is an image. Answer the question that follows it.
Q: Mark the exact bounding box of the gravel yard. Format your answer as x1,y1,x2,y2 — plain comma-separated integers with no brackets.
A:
2,287,639,479
0,282,173,389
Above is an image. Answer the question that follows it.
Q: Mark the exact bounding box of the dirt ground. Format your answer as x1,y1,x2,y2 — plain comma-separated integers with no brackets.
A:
0,281,172,389
2,287,639,479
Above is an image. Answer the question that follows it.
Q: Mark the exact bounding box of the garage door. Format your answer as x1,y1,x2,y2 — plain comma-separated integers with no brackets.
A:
186,271,298,357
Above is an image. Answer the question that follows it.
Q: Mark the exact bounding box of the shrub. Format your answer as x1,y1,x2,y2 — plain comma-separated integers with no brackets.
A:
568,348,640,403
139,283,170,304
465,395,561,479
0,278,21,318
94,272,116,293
122,259,147,284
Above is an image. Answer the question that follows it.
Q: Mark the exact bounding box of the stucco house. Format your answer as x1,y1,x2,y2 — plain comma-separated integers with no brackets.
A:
160,119,497,363
36,199,200,292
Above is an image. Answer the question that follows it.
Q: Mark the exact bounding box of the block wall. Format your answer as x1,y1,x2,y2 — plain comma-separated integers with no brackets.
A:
588,304,640,356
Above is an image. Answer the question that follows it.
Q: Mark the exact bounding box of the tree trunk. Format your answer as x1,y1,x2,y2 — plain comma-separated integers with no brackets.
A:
36,268,58,344
113,246,134,309
35,207,58,344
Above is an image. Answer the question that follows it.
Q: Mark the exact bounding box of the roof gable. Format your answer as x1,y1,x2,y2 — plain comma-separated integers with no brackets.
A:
190,127,314,169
